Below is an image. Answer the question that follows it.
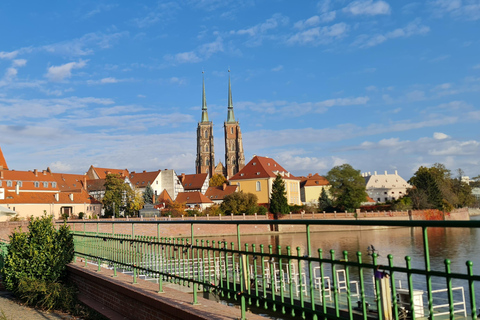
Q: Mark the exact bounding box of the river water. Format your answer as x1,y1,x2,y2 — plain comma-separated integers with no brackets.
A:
218,216,480,312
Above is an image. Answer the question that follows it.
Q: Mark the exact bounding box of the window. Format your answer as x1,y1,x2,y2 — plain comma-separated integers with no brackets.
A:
43,182,48,188
17,181,22,187
204,130,208,138
7,180,12,187
34,181,39,188
256,181,261,191
384,191,387,194
230,127,233,134
52,182,56,188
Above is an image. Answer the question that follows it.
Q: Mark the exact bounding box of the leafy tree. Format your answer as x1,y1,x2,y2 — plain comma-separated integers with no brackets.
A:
164,201,186,217
102,173,134,217
209,173,227,187
2,214,74,306
326,164,367,212
408,167,443,210
470,175,480,188
204,204,223,216
318,188,333,212
269,174,290,215
143,183,154,204
125,187,144,217
221,191,259,215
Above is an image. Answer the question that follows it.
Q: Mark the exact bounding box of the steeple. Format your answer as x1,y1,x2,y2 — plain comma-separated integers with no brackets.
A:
226,70,235,123
201,72,209,122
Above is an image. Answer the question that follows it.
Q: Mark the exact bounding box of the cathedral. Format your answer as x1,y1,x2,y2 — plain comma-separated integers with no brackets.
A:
195,71,245,179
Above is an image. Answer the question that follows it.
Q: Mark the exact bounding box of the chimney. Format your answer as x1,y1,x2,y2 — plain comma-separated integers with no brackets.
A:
385,171,388,175
54,193,59,201
374,171,377,175
69,193,73,201
15,183,20,195
42,170,47,175
222,183,227,191
83,176,87,191
395,170,398,175
0,171,3,179
34,169,38,176
143,170,146,173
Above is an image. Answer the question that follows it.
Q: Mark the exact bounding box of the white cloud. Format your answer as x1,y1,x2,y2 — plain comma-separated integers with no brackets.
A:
271,65,283,72
174,51,201,64
474,64,480,69
430,0,480,20
0,51,19,59
433,132,449,140
294,16,321,30
42,32,128,56
287,23,349,46
12,59,27,67
100,77,119,84
343,0,391,15
165,37,224,65
353,19,430,48
234,13,288,37
46,60,88,82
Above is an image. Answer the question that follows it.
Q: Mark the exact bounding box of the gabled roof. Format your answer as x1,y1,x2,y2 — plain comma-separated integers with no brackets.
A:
205,184,238,201
87,166,129,180
0,146,8,170
364,171,411,189
52,173,86,192
129,170,161,189
229,156,298,181
175,191,213,205
179,173,208,191
156,189,172,204
300,173,329,187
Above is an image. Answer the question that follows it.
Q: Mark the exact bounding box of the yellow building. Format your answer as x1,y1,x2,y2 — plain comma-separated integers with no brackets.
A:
228,156,301,206
299,173,330,205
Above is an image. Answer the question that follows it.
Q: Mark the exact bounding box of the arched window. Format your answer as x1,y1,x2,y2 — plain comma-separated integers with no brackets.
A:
204,130,208,138
230,127,233,134
206,158,210,166
256,181,261,191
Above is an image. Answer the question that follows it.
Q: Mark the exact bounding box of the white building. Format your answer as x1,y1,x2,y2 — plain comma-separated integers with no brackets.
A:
363,170,411,203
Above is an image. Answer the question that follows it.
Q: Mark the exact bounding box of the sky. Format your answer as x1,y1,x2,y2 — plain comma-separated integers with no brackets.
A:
0,0,479,180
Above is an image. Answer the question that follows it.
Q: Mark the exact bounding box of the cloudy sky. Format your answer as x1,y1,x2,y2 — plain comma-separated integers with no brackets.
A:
1,1,479,180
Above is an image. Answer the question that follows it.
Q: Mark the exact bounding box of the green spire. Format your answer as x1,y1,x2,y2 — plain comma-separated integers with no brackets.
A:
201,72,209,122
227,69,235,123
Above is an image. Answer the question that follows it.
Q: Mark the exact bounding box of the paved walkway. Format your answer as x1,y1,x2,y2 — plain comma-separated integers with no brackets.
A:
0,291,72,320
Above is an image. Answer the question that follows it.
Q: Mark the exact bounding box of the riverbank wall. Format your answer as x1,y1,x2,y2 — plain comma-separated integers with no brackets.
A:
0,207,473,239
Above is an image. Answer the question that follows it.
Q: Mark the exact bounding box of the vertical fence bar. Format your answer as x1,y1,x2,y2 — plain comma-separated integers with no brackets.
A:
422,226,433,319
306,224,316,320
269,245,276,312
331,249,339,319
297,247,305,319
278,245,285,315
388,254,398,320
261,244,267,310
444,259,454,320
319,248,326,319
357,252,368,320
343,250,353,320
406,256,416,320
466,261,477,320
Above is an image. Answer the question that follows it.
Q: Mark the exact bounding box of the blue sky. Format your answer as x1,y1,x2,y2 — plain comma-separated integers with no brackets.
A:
0,0,479,180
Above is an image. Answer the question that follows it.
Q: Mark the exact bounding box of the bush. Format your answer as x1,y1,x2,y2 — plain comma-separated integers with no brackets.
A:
2,214,74,309
256,205,268,215
17,278,76,311
78,212,85,219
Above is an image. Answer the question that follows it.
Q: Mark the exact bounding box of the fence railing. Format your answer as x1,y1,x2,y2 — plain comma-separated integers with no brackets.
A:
67,220,479,320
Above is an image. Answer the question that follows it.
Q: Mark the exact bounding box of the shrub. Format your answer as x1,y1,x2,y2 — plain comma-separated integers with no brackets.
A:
78,212,85,219
17,278,76,311
2,214,74,307
256,205,268,215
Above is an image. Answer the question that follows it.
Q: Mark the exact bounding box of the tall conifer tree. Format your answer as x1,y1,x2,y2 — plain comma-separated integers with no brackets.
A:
269,174,289,214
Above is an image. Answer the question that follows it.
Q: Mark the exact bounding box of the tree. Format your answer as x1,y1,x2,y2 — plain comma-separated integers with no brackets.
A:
326,164,367,212
209,173,227,187
221,191,259,215
102,173,134,217
126,187,145,216
269,174,289,215
318,188,333,212
143,183,154,204
408,167,443,210
2,214,74,310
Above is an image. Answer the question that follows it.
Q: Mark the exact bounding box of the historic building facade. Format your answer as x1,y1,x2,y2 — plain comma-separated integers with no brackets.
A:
196,71,245,179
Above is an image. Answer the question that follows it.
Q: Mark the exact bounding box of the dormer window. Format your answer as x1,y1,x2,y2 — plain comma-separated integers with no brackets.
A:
34,182,39,188
17,181,22,187
52,182,57,188
256,172,260,175
253,162,256,166
43,182,48,188
7,180,12,187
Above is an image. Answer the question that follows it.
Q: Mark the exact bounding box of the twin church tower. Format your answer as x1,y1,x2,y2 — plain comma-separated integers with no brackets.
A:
195,71,245,179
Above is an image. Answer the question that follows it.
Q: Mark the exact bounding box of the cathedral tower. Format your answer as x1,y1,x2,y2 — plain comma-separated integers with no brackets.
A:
224,71,245,178
195,73,215,176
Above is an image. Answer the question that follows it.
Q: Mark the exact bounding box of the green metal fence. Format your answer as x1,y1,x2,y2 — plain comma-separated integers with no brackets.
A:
68,220,480,320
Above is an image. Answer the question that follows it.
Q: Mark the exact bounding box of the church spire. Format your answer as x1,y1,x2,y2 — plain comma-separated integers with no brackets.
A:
226,69,235,123
201,72,209,122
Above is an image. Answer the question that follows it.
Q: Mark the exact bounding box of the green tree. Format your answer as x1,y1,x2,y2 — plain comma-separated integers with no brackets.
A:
269,174,289,215
408,166,445,210
102,173,133,217
318,188,333,212
2,214,74,299
221,191,259,215
326,164,367,212
125,187,144,216
143,183,154,204
209,173,227,187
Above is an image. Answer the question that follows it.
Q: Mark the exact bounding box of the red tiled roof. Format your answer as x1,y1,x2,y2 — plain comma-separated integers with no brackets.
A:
175,191,213,205
0,189,100,205
129,170,161,188
179,173,208,191
88,166,129,179
156,189,172,204
205,184,238,201
52,173,87,192
300,173,329,187
229,156,298,181
0,169,59,192
0,146,8,170
86,179,106,192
